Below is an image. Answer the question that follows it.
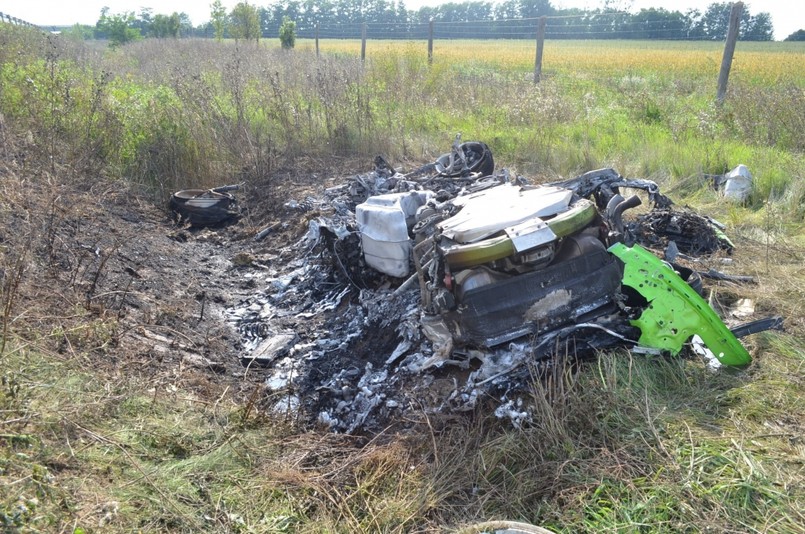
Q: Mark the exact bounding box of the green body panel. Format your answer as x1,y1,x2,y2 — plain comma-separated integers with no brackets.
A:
547,198,597,238
609,242,751,367
443,234,514,270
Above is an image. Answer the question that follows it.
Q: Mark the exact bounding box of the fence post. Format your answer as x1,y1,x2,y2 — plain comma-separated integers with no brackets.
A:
361,22,367,63
428,19,434,65
534,16,547,83
315,24,319,57
717,2,743,103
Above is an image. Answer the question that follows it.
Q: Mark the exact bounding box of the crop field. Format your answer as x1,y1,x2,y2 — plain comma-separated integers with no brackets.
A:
0,23,804,533
301,38,805,84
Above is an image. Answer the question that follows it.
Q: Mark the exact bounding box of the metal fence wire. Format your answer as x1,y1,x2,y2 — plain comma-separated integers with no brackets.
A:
292,12,736,42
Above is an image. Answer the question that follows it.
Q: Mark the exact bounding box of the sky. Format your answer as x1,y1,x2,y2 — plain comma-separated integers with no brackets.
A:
2,0,803,40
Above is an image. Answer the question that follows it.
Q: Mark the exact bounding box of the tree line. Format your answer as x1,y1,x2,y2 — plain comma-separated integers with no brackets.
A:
260,0,776,41
60,0,803,46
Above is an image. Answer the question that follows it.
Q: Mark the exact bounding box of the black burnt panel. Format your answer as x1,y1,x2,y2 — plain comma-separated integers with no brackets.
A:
444,248,622,347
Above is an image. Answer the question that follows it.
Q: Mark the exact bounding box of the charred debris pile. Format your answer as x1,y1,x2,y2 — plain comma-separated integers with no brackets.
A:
221,140,781,433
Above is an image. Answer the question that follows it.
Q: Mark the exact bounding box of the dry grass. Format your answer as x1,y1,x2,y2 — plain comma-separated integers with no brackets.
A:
1,24,804,534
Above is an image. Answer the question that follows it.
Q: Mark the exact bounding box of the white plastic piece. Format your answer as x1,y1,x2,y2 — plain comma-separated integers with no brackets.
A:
356,191,432,277
721,164,753,202
691,334,722,369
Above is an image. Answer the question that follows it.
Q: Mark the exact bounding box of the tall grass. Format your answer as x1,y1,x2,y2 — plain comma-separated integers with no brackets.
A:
2,30,803,211
426,351,805,532
1,25,804,533
2,337,801,531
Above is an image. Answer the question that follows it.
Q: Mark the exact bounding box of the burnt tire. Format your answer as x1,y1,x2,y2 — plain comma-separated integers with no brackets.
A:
170,189,238,226
435,141,495,177
462,141,494,177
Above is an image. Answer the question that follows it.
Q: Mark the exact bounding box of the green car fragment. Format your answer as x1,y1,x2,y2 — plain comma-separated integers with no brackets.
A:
608,243,751,367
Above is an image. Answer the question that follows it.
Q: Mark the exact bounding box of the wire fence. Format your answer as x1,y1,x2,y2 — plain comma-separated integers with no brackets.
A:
288,12,731,42
282,7,748,99
1,10,741,44
0,12,40,29
1,7,761,98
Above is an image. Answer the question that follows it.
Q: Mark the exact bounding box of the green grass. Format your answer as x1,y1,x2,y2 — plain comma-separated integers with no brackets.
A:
1,25,804,533
2,33,802,206
5,342,799,532
425,350,805,532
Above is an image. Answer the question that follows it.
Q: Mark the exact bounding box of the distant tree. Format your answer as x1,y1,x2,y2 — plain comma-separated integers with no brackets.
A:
413,6,435,23
365,0,395,22
137,8,153,36
210,0,228,40
519,0,554,18
279,16,297,48
494,0,515,19
334,0,361,24
742,11,773,41
61,24,94,40
784,29,805,41
95,8,142,47
697,2,731,40
229,0,775,41
230,2,261,42
684,8,707,39
151,13,181,38
282,0,303,23
196,21,215,38
493,0,551,20
689,3,771,41
305,0,337,28
626,8,688,40
178,12,193,36
259,7,275,36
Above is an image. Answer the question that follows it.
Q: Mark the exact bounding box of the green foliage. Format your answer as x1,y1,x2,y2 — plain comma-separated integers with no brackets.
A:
278,16,296,49
210,0,228,41
151,13,181,38
94,8,142,48
60,24,94,41
257,0,773,41
229,2,260,43
683,2,774,41
785,29,805,41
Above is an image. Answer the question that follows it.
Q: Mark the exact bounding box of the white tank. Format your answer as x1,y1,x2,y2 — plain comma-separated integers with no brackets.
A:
356,191,431,277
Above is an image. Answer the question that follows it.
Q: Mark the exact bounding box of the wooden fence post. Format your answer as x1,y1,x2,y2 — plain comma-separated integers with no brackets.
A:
717,2,743,103
428,20,434,65
361,22,367,63
534,16,547,83
315,24,319,57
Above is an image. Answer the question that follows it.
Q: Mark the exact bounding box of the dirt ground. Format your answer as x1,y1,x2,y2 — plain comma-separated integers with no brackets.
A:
3,135,536,437
1,147,365,417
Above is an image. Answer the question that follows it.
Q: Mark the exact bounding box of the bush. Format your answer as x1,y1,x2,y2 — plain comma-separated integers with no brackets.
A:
279,17,296,50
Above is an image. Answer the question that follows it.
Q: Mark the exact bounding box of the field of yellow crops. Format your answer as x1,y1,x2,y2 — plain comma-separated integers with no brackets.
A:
296,38,805,85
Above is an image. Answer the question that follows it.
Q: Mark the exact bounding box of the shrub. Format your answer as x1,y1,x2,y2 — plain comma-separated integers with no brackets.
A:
279,17,296,50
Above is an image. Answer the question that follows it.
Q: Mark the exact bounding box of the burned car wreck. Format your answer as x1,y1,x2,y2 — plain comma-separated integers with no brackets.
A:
229,141,782,433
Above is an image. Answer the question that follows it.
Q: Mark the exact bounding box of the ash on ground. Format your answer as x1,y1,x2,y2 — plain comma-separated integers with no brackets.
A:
225,149,756,434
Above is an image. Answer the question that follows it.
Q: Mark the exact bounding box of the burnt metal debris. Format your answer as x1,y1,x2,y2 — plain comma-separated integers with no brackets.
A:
227,140,782,433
